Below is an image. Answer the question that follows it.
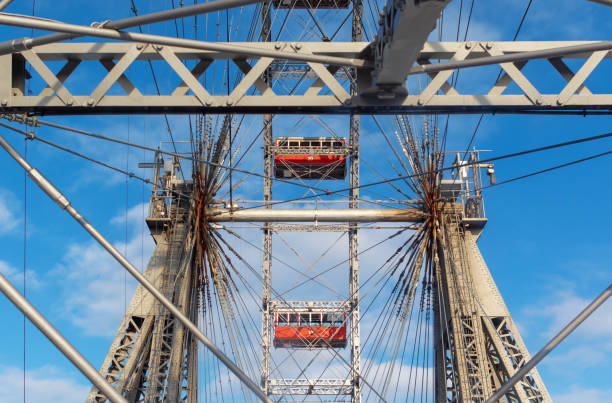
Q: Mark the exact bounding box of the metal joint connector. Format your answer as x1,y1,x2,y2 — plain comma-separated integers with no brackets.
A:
28,169,70,210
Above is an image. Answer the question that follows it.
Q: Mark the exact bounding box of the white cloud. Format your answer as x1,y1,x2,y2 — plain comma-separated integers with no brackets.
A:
0,260,42,289
541,289,612,339
50,203,155,337
110,202,149,227
554,385,612,403
0,189,20,236
545,343,612,372
0,365,89,403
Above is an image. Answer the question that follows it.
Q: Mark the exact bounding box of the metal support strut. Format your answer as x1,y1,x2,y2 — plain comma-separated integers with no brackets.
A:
0,273,127,403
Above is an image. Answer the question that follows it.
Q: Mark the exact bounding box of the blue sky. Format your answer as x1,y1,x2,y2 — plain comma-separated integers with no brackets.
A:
0,0,611,402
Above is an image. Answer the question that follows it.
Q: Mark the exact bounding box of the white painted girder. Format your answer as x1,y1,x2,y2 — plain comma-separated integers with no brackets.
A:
1,41,611,114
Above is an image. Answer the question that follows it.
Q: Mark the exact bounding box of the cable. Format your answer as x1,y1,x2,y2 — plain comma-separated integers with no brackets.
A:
460,0,535,160
22,134,27,403
478,149,612,191
26,118,612,212
237,130,612,210
30,118,397,209
0,122,182,195
128,0,183,178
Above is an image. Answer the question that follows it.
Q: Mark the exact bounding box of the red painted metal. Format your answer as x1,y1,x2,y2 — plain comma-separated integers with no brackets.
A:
273,311,347,348
273,137,347,180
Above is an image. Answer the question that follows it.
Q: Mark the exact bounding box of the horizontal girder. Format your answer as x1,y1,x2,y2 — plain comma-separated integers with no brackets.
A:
206,208,424,222
1,41,611,115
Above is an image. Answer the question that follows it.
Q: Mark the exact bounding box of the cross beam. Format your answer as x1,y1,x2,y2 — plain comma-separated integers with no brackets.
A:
206,208,424,222
1,42,611,114
371,0,450,88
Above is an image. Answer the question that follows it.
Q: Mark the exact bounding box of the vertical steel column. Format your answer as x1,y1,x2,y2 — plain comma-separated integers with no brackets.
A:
260,1,273,396
349,1,362,401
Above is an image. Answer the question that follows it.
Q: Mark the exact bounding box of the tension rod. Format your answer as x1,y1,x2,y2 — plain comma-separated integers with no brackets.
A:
0,273,127,403
0,132,273,403
0,13,370,68
486,281,612,403
0,0,264,55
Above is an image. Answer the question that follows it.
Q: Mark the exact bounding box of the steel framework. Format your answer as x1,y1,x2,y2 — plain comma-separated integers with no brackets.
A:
434,204,551,402
0,41,611,114
1,1,610,402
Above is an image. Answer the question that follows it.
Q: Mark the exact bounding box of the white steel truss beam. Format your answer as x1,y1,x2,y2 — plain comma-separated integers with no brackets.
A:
1,41,611,114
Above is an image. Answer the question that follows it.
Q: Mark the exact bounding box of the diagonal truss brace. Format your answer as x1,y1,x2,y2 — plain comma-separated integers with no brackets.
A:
1,41,611,114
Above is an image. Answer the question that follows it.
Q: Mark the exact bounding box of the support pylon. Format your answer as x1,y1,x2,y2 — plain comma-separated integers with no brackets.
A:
87,184,198,402
434,203,552,402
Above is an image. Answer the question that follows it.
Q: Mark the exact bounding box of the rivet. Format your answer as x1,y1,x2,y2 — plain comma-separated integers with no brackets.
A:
274,43,281,50
486,42,493,49
465,42,472,50
136,43,144,50
87,98,94,106
1,99,7,106
66,98,73,106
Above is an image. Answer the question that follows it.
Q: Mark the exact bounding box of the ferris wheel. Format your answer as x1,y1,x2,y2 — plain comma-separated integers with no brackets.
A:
0,1,611,403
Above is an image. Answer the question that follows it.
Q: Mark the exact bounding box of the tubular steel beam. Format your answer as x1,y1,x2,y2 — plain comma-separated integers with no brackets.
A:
0,0,264,55
486,281,612,403
588,0,612,6
207,208,424,222
0,273,127,403
0,132,273,403
0,13,370,68
0,0,12,12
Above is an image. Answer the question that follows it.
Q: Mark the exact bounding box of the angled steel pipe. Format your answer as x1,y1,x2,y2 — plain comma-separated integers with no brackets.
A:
207,208,425,223
0,0,263,55
409,41,612,75
0,13,371,67
588,0,612,6
0,273,127,403
486,281,612,403
0,0,13,12
0,132,273,403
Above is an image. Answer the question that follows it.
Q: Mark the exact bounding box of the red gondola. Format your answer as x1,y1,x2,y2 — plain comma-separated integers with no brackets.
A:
273,137,348,180
273,310,347,348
